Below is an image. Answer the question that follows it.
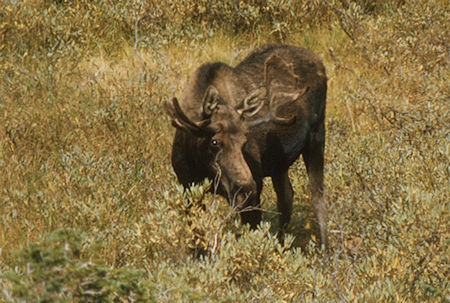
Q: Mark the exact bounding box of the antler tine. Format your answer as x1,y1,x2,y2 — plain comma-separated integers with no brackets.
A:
172,97,211,130
237,88,266,118
164,100,195,131
267,90,304,125
247,86,309,128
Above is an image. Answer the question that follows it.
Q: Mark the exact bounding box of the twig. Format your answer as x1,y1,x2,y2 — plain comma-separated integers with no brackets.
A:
213,161,222,201
237,205,281,216
211,233,219,254
320,0,368,41
320,0,356,41
16,67,38,82
5,127,17,149
134,14,149,68
82,68,113,86
354,169,385,211
157,50,169,69
229,50,241,66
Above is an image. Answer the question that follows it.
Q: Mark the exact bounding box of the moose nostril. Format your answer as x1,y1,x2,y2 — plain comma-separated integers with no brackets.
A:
235,180,256,194
229,180,257,209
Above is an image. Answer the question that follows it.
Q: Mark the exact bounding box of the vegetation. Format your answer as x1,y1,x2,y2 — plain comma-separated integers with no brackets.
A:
0,0,448,301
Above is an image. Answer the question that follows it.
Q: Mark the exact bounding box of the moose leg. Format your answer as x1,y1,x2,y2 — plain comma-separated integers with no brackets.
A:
239,195,262,229
271,170,293,238
302,126,328,249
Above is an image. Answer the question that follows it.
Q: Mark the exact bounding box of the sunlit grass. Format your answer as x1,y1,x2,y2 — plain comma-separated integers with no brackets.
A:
0,0,448,301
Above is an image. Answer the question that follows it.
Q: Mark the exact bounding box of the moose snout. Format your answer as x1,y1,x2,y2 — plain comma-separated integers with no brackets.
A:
229,162,256,195
228,178,257,208
232,178,256,194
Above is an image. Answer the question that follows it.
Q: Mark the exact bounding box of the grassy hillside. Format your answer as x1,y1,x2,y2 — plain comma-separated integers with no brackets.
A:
0,0,448,301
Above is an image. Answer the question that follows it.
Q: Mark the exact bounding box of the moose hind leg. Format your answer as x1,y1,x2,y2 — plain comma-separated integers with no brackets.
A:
272,170,294,238
302,126,328,249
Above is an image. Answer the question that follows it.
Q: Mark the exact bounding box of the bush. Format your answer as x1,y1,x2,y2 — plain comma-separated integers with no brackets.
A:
0,0,448,302
1,229,154,302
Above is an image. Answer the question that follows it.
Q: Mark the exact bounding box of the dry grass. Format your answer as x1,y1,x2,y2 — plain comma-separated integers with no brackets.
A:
0,0,448,301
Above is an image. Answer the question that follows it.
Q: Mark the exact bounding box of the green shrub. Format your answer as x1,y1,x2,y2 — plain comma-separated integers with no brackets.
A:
1,229,154,302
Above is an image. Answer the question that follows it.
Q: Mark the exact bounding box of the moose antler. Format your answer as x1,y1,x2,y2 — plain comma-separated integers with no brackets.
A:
164,97,211,133
237,88,266,118
244,54,311,128
242,86,309,128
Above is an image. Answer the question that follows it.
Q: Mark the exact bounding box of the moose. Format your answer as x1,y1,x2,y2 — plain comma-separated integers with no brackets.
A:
164,44,328,248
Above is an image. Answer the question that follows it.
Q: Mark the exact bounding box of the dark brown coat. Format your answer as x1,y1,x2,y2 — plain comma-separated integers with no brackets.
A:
165,44,328,248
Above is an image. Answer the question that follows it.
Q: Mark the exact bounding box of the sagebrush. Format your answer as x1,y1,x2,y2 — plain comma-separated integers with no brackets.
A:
0,0,448,302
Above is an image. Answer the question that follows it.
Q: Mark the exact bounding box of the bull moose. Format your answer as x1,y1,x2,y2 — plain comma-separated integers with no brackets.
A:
164,44,328,248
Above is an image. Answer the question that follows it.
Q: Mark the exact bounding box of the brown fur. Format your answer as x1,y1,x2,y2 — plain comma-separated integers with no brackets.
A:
165,44,328,248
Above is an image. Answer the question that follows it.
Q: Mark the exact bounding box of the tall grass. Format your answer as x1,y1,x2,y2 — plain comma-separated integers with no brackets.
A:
0,0,448,301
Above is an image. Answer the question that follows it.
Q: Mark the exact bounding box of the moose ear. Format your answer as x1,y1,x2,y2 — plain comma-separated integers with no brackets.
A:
202,85,221,117
163,97,177,120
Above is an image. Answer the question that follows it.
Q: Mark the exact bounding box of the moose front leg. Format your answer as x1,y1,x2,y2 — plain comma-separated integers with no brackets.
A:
302,126,328,249
271,170,294,240
237,194,262,230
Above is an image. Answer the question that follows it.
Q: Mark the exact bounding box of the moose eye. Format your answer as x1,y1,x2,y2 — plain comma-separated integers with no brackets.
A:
210,139,222,151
